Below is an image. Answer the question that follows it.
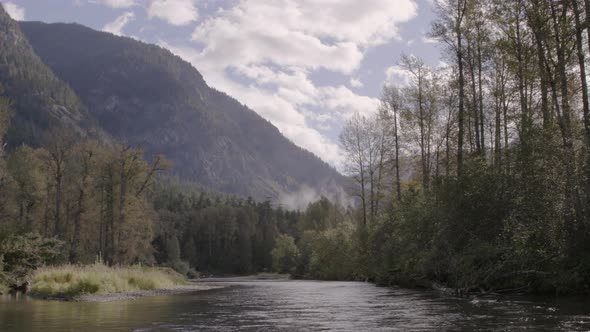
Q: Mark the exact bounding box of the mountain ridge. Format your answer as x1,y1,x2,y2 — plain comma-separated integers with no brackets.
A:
16,20,347,201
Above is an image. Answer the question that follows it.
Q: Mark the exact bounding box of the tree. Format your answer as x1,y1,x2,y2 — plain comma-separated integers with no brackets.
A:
6,146,44,232
381,85,403,201
399,54,437,191
40,128,75,238
431,0,469,178
271,234,299,274
340,114,370,226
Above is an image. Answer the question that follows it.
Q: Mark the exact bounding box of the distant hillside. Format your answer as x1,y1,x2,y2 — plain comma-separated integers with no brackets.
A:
19,21,346,200
0,6,98,146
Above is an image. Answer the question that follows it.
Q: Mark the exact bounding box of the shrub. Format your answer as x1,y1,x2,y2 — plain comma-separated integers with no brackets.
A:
0,233,64,289
271,234,299,274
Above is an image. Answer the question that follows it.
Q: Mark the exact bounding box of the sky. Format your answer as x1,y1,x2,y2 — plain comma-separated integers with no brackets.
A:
2,0,440,169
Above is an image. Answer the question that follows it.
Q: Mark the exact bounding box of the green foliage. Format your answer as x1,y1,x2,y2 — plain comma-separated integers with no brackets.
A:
152,186,280,275
271,234,299,274
304,225,357,281
365,155,586,294
0,233,64,288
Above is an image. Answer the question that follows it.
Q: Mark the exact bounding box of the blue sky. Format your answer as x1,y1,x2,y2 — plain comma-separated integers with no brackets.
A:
3,0,440,168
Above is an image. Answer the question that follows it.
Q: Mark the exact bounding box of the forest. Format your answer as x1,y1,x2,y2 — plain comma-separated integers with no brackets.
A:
2,0,590,297
0,99,356,287
335,0,590,295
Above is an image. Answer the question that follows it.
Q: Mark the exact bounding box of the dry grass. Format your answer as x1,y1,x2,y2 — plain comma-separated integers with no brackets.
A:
30,264,187,297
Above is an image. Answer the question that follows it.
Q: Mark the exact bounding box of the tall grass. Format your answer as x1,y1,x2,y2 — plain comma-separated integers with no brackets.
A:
31,264,187,297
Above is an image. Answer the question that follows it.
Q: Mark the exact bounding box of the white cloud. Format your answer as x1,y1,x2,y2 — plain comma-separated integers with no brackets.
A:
191,0,417,74
161,0,417,167
3,2,25,21
319,86,379,117
350,78,363,88
103,11,135,36
385,65,412,86
98,0,135,8
148,0,198,26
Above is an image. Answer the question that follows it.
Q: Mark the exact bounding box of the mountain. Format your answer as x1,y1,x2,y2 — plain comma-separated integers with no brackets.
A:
0,6,99,146
18,21,346,200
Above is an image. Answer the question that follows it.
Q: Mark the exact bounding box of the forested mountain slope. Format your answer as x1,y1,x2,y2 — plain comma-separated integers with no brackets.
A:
0,6,99,146
18,21,346,200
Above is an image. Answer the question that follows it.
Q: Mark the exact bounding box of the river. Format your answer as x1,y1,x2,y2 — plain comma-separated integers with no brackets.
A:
1,280,590,331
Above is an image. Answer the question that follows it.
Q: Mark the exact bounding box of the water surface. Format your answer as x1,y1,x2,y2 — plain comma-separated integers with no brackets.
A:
1,280,590,331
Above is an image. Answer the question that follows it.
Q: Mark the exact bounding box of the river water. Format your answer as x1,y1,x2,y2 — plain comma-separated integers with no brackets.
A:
1,280,590,331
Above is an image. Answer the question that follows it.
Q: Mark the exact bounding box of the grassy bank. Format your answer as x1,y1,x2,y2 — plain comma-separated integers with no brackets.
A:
30,264,187,298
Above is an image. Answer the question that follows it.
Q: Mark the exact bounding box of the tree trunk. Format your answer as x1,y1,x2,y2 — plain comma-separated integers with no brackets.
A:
54,170,63,237
418,72,429,191
457,1,467,178
494,62,502,170
468,38,481,155
457,21,465,178
550,1,582,246
573,0,590,143
585,0,590,58
477,32,485,156
515,10,529,152
394,104,402,202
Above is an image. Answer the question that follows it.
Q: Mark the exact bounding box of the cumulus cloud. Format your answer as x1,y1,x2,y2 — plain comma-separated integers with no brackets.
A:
98,0,135,8
148,0,198,26
161,0,417,167
3,2,25,21
103,11,135,36
191,0,417,73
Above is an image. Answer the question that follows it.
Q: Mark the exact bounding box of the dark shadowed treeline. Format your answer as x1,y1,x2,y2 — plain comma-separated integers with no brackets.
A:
151,184,357,279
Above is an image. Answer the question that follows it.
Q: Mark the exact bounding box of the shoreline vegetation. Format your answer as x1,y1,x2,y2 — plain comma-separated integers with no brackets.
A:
3,264,289,302
26,264,213,302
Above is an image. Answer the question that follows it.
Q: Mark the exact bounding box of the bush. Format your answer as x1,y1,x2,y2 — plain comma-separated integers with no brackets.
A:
0,233,64,289
303,225,356,281
271,234,299,274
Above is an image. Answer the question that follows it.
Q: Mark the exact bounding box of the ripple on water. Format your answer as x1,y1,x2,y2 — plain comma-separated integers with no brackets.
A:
3,281,590,331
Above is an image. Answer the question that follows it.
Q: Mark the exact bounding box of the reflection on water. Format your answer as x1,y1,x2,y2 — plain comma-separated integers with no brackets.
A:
1,280,590,331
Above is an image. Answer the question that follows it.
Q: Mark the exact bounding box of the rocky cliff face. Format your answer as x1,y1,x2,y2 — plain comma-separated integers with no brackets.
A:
19,21,346,200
